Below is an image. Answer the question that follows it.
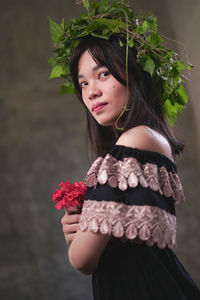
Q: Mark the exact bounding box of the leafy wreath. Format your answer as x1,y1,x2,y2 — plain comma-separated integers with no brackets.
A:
48,0,193,126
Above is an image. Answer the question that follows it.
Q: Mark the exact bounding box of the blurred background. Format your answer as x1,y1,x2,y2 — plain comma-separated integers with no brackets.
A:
0,0,199,299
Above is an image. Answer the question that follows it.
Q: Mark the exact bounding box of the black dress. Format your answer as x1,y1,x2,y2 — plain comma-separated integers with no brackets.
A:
78,145,200,300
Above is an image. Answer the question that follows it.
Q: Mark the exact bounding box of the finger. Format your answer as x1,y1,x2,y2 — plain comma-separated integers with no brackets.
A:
61,213,80,225
63,223,79,235
65,206,81,215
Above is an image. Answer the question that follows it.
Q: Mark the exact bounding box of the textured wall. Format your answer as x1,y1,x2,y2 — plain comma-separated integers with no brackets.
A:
0,0,199,299
167,0,200,151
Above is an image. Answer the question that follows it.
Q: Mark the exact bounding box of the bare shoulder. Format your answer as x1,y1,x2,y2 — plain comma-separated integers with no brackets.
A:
116,125,174,162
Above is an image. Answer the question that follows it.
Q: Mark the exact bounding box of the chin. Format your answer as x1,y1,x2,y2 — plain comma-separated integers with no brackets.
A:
95,116,115,127
97,120,114,127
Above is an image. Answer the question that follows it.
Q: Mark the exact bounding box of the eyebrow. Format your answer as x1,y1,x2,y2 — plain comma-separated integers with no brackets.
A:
78,64,105,79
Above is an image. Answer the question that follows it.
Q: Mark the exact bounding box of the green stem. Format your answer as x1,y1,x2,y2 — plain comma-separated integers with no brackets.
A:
115,8,130,131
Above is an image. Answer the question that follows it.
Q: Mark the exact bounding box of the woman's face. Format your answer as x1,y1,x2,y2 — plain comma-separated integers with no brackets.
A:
78,50,128,127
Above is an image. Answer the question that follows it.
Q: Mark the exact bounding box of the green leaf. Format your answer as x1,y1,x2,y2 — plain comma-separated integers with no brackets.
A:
61,18,66,30
163,81,173,98
163,99,183,127
89,2,100,15
152,17,158,30
146,15,158,30
146,33,163,47
48,57,57,67
59,82,75,95
187,64,194,70
99,0,108,12
83,22,100,34
172,75,181,89
48,17,62,45
119,39,124,47
49,65,64,79
91,32,109,39
62,64,70,75
176,84,188,105
128,37,134,47
95,18,126,31
83,0,90,12
141,56,155,76
72,39,80,48
136,20,149,34
174,61,185,74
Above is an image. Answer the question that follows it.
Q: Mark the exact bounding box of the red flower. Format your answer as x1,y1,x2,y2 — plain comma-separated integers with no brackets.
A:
52,181,86,210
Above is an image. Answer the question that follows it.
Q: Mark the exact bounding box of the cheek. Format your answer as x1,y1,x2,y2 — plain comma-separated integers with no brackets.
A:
113,85,127,102
82,93,89,108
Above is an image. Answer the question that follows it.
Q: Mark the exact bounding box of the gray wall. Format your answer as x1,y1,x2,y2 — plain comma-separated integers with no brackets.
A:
1,0,199,299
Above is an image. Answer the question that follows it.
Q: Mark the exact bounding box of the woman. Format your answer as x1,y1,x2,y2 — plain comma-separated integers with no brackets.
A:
60,36,200,299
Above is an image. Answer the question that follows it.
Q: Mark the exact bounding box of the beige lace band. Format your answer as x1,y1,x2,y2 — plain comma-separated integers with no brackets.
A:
84,154,185,205
78,200,176,249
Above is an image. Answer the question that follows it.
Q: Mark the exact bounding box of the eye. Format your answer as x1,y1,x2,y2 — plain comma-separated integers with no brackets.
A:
79,81,88,88
99,71,110,78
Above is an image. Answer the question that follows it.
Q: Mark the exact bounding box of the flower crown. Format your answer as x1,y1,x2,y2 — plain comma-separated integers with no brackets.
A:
48,0,193,126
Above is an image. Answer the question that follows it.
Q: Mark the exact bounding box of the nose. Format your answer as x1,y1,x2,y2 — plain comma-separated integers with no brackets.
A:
88,82,102,100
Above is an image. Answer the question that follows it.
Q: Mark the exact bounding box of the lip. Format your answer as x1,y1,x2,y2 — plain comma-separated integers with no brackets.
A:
92,102,108,113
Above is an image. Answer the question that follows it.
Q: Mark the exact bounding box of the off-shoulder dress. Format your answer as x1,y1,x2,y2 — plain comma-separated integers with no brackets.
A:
78,145,200,300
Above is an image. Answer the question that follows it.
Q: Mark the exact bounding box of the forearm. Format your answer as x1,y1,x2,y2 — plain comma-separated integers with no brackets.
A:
68,242,96,275
68,229,111,275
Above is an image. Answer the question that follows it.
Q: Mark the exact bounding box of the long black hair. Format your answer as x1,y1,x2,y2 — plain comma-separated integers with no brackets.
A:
69,35,184,157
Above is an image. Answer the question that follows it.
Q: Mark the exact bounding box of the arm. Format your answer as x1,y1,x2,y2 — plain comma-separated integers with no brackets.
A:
61,207,111,275
68,229,111,275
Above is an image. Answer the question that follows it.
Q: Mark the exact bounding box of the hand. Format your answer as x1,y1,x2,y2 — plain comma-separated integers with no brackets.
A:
61,206,81,246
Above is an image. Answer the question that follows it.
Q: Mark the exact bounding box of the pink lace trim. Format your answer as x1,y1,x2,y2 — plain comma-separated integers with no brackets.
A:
78,200,176,249
84,154,184,205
